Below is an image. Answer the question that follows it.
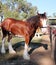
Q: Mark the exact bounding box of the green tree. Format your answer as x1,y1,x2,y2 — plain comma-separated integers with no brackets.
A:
0,0,38,20
0,1,2,13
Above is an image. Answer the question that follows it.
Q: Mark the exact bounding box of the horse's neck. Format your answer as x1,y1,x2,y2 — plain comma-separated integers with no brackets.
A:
27,15,38,29
27,21,38,36
29,22,37,28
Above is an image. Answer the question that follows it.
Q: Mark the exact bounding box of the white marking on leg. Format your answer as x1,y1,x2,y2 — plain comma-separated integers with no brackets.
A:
1,38,6,53
8,40,16,54
23,43,30,60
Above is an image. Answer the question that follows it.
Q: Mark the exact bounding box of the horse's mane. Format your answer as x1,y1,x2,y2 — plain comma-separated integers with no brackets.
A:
26,15,39,29
26,15,38,22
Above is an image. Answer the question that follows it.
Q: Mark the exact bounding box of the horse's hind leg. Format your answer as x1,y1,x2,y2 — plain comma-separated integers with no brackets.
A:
8,34,16,54
1,34,6,53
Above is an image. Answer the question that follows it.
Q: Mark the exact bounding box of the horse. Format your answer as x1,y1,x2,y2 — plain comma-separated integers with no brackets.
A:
0,12,47,60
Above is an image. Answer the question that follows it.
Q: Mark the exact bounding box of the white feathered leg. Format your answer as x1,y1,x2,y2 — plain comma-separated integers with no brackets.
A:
8,40,16,54
23,43,30,60
1,38,6,53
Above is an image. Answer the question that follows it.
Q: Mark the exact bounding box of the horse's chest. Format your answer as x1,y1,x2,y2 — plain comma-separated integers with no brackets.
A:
28,27,36,37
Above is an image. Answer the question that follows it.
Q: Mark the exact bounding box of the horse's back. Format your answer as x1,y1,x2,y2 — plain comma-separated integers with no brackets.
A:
1,18,16,31
1,18,30,33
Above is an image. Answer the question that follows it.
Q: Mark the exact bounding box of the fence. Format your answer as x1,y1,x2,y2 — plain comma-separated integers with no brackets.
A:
35,25,56,63
49,25,56,63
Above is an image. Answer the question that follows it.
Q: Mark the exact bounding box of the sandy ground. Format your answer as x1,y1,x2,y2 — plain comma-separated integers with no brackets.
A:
31,35,55,65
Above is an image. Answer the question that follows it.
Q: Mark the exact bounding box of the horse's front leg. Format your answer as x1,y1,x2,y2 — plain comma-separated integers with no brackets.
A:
23,36,31,60
8,35,16,54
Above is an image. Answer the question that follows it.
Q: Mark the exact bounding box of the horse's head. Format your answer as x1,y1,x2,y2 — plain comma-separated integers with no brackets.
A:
37,12,47,28
37,12,48,34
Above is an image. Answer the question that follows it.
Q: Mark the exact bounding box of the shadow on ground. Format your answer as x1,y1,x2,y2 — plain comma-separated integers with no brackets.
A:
12,41,48,54
0,41,48,65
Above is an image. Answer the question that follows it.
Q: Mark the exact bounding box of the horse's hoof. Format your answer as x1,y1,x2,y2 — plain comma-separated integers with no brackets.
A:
9,50,16,54
1,49,6,54
23,54,30,60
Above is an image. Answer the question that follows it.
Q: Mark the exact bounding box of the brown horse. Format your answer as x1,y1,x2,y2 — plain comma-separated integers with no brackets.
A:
0,12,47,60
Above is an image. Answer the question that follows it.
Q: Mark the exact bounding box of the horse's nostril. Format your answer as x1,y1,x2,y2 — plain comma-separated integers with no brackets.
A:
36,34,38,36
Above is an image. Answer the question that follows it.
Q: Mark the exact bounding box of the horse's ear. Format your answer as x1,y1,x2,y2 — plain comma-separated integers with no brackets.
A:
37,12,39,15
44,12,46,15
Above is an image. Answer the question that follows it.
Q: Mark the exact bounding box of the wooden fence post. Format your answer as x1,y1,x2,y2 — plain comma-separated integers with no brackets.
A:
54,35,56,63
50,26,56,64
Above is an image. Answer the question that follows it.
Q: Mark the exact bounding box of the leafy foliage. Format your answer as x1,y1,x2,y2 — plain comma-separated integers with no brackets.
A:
0,0,38,20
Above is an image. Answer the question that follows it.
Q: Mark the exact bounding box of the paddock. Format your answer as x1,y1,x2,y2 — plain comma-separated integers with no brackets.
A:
0,16,56,65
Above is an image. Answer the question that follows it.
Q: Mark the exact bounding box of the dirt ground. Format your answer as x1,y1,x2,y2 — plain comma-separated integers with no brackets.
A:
0,35,56,65
30,35,55,65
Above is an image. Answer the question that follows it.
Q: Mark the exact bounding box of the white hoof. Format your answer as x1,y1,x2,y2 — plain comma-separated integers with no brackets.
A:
1,48,6,54
9,50,16,54
23,54,30,60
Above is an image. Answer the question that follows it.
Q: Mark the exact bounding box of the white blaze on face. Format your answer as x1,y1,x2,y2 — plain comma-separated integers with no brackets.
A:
41,28,48,33
41,19,47,27
41,19,48,33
